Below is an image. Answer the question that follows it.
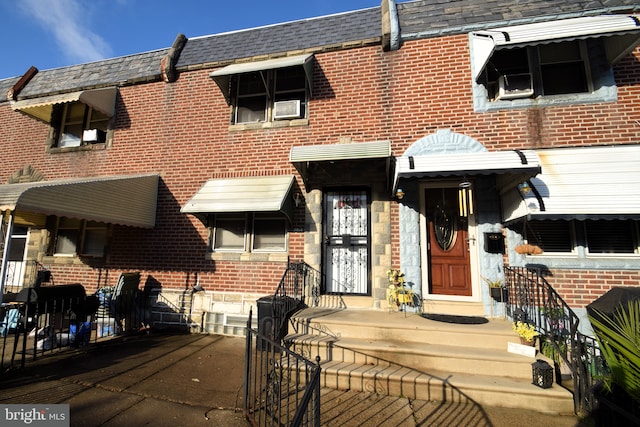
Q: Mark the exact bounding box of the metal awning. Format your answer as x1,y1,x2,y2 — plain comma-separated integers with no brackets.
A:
502,145,640,222
181,175,296,223
290,140,391,163
11,87,118,123
393,150,541,191
0,174,159,227
210,54,314,104
471,15,640,80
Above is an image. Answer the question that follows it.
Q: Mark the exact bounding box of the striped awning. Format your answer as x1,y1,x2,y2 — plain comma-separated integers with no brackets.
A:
393,150,541,192
0,174,158,228
181,175,296,223
502,145,640,222
11,87,118,123
471,15,640,80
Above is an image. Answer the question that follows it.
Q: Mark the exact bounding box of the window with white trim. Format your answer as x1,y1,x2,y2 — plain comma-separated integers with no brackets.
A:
481,40,593,101
49,217,110,257
51,102,110,148
232,66,307,124
210,213,287,252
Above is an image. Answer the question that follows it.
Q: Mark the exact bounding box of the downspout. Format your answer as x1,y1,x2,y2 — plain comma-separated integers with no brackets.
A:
0,211,15,304
381,0,400,52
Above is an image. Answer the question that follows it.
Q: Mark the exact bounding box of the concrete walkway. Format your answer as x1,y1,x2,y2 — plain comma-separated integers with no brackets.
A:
0,332,585,426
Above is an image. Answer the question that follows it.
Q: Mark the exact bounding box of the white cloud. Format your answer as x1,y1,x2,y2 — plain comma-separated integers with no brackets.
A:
20,0,112,64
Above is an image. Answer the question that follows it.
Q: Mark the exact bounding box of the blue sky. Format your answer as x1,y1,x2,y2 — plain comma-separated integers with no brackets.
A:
0,0,385,80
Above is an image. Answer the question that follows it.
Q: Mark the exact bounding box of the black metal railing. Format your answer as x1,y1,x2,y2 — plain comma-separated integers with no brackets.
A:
1,288,149,372
244,310,321,427
269,262,321,346
504,266,606,414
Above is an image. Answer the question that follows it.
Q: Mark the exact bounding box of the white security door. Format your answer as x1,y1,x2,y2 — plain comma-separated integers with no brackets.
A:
4,226,29,291
323,191,369,294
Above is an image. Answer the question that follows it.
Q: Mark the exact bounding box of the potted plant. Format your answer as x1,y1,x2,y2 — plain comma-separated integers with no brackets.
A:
483,276,507,302
512,321,539,346
386,268,413,308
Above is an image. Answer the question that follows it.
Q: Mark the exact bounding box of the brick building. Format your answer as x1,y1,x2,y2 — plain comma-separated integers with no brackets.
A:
1,0,640,333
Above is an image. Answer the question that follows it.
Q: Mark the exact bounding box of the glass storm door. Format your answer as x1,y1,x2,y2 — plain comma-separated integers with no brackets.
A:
323,191,369,294
426,187,472,296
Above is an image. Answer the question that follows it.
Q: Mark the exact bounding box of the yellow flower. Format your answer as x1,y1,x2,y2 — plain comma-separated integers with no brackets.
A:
512,321,539,341
387,268,405,285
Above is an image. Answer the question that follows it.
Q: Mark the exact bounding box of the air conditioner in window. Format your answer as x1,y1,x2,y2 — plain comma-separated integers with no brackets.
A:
273,100,301,119
82,129,106,143
496,73,534,100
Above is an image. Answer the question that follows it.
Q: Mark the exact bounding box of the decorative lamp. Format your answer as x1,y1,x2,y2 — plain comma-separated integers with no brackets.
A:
395,188,405,200
531,359,554,389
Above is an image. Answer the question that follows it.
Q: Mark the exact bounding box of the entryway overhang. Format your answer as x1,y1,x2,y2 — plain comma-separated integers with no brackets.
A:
471,15,640,81
10,87,118,123
502,145,640,223
0,174,159,228
290,140,392,187
181,175,296,224
393,150,541,193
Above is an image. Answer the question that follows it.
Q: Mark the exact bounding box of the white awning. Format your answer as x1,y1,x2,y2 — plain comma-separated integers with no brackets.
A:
11,87,118,123
210,54,314,103
502,145,640,222
290,140,391,163
393,150,541,191
181,175,296,223
0,174,159,228
471,15,640,80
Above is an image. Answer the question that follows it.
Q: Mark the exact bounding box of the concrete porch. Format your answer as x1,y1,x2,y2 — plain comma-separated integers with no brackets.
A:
286,307,575,415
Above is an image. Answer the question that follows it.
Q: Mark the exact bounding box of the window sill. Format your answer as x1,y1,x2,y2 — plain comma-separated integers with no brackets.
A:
43,255,106,266
229,118,309,132
47,142,107,154
207,251,288,263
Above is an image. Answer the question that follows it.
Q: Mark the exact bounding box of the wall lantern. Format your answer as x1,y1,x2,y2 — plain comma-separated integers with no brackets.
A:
293,192,304,207
458,180,473,217
395,188,405,200
518,181,532,194
531,359,554,389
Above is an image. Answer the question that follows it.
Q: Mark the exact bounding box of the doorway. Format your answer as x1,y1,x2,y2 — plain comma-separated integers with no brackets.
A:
425,186,472,296
323,190,369,294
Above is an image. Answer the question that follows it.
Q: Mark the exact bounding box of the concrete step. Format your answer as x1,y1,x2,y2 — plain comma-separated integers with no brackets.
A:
287,334,535,380
285,307,575,414
291,308,516,351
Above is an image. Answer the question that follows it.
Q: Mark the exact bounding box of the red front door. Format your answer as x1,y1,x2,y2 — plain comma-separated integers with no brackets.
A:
426,187,472,296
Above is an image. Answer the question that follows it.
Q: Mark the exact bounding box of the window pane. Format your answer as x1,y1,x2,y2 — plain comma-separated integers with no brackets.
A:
238,72,266,95
236,96,266,123
526,220,573,253
55,230,79,254
275,67,306,92
541,62,587,95
82,227,108,257
585,220,636,254
253,218,286,251
214,217,246,250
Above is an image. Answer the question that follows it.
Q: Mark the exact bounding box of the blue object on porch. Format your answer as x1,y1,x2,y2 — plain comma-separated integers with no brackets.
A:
0,307,20,337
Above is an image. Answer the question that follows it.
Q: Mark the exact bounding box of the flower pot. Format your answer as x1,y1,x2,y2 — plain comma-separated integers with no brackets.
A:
520,337,535,346
490,287,507,302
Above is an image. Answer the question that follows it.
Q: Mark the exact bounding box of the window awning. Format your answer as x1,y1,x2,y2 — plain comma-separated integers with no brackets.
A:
290,140,391,163
210,54,314,104
181,175,296,223
502,145,640,223
0,174,159,228
471,15,640,80
11,87,118,123
393,150,541,192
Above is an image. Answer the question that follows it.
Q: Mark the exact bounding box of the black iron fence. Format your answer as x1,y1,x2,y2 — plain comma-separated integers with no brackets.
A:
504,266,607,414
1,288,149,371
244,310,321,427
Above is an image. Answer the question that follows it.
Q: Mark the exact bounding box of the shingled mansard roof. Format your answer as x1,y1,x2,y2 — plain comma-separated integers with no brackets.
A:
3,0,640,102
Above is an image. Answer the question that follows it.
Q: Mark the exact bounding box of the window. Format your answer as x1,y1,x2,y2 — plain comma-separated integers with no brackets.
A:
523,219,639,256
210,213,287,252
51,102,110,148
482,40,592,101
232,66,307,124
50,217,110,257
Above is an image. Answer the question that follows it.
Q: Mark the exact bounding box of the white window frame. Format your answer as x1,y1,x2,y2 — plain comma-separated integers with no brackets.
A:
54,102,110,148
